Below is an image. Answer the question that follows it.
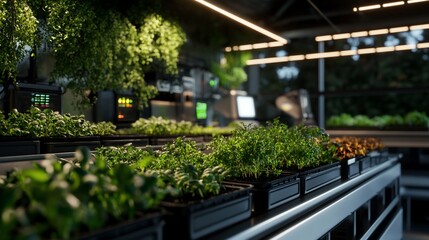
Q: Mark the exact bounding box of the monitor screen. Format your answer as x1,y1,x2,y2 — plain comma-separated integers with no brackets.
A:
196,101,207,120
236,96,256,119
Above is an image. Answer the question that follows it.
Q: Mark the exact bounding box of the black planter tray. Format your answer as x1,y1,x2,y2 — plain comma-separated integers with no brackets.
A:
100,135,150,147
150,135,206,145
0,136,40,157
340,157,360,180
79,212,164,240
41,136,101,153
368,149,389,167
161,184,252,240
299,162,341,195
225,173,300,212
358,155,372,173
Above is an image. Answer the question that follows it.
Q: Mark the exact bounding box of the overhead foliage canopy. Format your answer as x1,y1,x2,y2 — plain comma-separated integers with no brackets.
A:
1,0,186,109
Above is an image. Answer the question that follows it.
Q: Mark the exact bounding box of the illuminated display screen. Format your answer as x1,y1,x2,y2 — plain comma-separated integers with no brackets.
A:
115,95,138,122
237,96,256,118
117,97,133,108
31,93,50,108
196,102,207,120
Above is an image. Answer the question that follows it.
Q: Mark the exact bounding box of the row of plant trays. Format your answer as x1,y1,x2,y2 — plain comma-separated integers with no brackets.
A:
73,162,343,240
340,149,390,180
0,134,217,157
76,183,253,240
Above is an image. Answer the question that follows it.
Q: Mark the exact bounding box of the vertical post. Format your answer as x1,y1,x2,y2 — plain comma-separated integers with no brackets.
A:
318,42,325,128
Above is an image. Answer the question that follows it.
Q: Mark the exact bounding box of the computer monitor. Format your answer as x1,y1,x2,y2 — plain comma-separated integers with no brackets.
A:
236,95,256,119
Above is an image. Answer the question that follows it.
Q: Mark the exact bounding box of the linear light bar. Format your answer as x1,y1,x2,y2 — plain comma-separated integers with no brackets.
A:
315,23,429,42
340,50,358,56
358,48,377,54
376,46,395,52
246,42,429,65
224,41,286,52
369,29,389,36
408,0,429,3
354,0,427,12
306,51,340,59
194,0,287,44
383,1,405,7
351,31,368,38
332,33,351,40
315,35,332,41
389,26,409,33
410,23,429,30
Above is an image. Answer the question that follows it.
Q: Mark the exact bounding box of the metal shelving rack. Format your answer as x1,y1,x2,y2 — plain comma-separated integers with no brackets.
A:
206,155,402,240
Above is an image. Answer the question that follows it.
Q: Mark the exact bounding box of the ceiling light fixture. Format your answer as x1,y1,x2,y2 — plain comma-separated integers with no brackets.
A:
246,42,429,65
354,0,427,12
383,1,405,7
193,0,288,44
354,4,381,12
315,23,429,42
369,29,389,35
389,26,409,33
225,41,285,52
408,0,429,4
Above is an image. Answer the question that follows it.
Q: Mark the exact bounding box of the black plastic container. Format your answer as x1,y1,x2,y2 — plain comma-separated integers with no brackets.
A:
79,212,164,240
100,135,150,147
359,156,372,173
300,162,341,195
41,136,101,153
340,157,360,180
0,137,40,157
368,149,389,167
161,184,252,240
226,173,300,212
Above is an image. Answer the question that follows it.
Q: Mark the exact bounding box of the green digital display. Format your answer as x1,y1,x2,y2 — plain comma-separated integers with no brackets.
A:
31,93,50,108
196,102,207,120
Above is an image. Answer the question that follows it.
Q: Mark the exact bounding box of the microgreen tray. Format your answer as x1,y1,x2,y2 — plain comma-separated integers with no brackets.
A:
0,137,40,157
299,162,341,195
225,173,300,212
161,184,252,240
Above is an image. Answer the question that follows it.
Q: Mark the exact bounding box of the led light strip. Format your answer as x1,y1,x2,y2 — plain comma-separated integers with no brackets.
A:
193,0,287,44
246,42,429,65
315,23,429,42
353,0,428,12
225,41,285,52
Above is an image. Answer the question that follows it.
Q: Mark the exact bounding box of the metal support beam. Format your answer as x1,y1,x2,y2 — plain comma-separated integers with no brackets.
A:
318,41,325,128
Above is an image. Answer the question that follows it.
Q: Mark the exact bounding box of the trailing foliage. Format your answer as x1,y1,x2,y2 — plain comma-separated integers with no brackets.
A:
0,148,166,239
0,0,38,79
0,107,116,137
44,1,186,109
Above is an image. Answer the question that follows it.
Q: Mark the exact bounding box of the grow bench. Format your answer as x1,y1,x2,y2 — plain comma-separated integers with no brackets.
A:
204,154,403,240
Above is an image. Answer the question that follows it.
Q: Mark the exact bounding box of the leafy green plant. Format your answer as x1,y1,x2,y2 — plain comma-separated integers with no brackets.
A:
96,138,228,199
207,121,337,179
0,148,166,239
45,1,186,109
211,51,252,90
327,111,429,128
0,107,116,137
0,0,38,80
124,116,236,136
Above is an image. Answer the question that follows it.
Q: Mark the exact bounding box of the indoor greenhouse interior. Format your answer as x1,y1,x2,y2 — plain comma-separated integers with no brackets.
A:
1,0,429,239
